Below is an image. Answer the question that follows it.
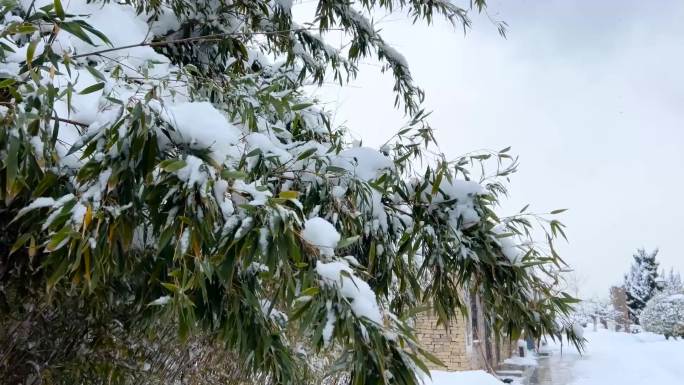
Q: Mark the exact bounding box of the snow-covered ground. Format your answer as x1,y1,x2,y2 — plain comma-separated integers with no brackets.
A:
423,329,684,385
546,328,684,385
422,370,511,385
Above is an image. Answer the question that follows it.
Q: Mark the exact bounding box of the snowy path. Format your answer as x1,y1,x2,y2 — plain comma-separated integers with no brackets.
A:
528,351,577,385
539,329,684,385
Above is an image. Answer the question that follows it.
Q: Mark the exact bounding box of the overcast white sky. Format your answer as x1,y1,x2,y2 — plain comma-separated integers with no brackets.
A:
295,0,684,297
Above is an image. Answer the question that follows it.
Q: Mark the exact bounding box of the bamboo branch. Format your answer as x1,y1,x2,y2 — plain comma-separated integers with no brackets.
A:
70,27,344,60
50,116,89,128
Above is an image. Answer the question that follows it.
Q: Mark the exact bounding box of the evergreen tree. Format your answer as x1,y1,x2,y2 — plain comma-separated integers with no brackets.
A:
624,248,660,323
0,1,581,384
661,268,683,295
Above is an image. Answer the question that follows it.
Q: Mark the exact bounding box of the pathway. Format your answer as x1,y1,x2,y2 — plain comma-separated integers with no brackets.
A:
527,329,684,385
527,350,580,385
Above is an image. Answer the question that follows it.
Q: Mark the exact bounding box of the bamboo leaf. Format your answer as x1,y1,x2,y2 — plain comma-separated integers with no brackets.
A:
296,148,317,161
79,82,104,95
337,235,360,249
159,159,187,172
278,190,299,199
54,0,65,19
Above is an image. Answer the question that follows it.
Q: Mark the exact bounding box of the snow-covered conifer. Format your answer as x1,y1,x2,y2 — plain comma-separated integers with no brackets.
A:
624,248,660,323
661,268,683,295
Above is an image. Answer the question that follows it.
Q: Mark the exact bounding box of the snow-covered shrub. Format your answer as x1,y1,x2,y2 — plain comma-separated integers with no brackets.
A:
575,297,621,328
640,293,684,339
0,0,580,384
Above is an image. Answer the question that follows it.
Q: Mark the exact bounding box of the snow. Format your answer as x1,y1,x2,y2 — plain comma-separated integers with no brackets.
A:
544,328,684,385
422,370,507,385
504,354,538,367
49,68,113,166
152,101,242,164
275,0,294,11
212,180,235,219
244,132,293,163
16,197,57,217
367,189,389,233
640,291,684,336
149,296,172,306
3,37,45,63
175,155,207,188
301,217,340,256
432,179,485,203
259,299,288,325
315,260,382,324
31,194,75,230
322,301,336,345
179,228,190,254
429,179,486,229
331,185,347,198
70,202,87,226
378,41,409,70
492,224,522,263
331,147,394,181
246,262,269,275
20,0,171,76
572,322,585,339
0,62,20,77
232,180,272,206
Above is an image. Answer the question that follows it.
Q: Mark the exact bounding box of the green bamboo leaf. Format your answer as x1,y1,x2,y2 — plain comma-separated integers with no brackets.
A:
46,227,72,252
220,169,247,179
85,65,106,82
78,21,112,46
53,0,65,19
431,167,443,196
296,148,317,161
337,235,360,249
291,102,313,111
299,287,320,297
60,22,94,45
26,39,38,65
5,134,20,196
79,82,104,95
278,190,299,199
159,159,187,172
418,347,445,368
33,172,58,197
46,256,69,290
0,78,15,88
325,165,348,174
10,233,32,255
16,23,37,34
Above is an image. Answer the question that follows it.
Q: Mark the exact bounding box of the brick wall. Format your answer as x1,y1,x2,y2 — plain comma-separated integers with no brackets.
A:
413,299,513,372
414,312,475,371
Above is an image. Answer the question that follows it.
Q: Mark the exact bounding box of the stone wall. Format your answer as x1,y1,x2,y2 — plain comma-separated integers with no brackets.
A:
414,312,475,371
413,297,513,372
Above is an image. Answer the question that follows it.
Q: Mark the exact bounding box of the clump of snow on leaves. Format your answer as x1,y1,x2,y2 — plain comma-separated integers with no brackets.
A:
301,217,340,256
316,260,383,325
